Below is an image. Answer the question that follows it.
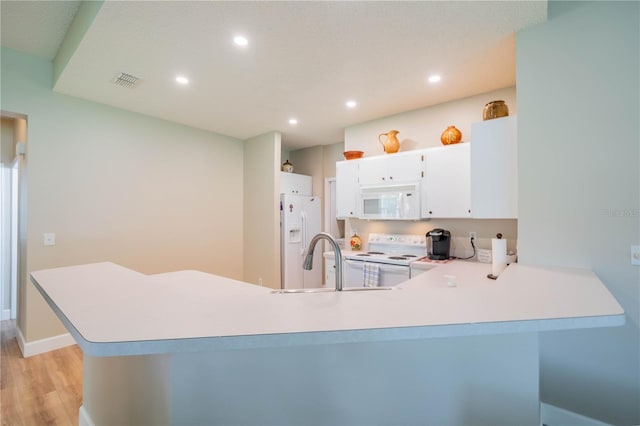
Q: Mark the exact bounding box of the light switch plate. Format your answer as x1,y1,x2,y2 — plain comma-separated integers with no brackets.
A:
43,233,56,246
631,245,640,266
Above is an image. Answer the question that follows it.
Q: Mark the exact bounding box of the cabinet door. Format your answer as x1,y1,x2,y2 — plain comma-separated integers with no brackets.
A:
358,156,387,185
470,116,517,218
358,151,424,186
386,151,424,184
336,160,359,218
280,172,312,195
422,144,471,218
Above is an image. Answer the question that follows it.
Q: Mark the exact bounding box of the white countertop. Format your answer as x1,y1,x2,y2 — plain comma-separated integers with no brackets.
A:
31,261,624,357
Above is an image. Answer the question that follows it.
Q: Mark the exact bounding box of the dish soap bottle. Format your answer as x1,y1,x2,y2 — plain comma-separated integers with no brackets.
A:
350,230,361,251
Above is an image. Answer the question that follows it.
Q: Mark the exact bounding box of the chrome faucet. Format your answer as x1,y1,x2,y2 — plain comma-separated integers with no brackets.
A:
303,232,343,291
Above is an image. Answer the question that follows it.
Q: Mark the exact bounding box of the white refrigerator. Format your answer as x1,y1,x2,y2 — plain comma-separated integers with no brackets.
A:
280,194,322,289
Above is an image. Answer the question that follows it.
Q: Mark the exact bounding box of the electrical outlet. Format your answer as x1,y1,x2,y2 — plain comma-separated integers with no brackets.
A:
469,232,477,242
43,233,56,246
631,245,640,266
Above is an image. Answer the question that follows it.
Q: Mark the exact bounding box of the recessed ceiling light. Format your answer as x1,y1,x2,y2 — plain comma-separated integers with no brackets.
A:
234,35,249,47
428,74,441,83
346,100,357,108
289,118,298,125
175,75,189,85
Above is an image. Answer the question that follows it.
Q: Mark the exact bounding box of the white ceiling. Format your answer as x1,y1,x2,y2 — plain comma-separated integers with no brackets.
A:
1,1,546,150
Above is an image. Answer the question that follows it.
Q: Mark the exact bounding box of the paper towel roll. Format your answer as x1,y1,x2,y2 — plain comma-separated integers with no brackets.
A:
491,238,507,277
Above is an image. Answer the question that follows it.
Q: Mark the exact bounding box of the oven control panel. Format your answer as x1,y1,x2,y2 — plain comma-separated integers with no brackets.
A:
368,233,426,246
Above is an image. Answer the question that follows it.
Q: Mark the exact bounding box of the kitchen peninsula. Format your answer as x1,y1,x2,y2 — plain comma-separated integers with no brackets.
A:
31,261,623,425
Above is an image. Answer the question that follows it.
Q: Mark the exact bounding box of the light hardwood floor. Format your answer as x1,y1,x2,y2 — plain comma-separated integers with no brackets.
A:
1,320,83,426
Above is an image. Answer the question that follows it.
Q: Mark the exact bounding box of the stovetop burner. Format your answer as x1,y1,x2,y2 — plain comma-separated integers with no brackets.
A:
343,233,428,266
355,251,387,257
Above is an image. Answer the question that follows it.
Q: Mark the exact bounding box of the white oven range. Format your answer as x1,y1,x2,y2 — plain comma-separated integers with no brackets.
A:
342,233,427,288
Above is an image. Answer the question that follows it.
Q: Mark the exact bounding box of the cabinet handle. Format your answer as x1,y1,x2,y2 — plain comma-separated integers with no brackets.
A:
389,176,393,180
429,211,433,215
382,177,385,181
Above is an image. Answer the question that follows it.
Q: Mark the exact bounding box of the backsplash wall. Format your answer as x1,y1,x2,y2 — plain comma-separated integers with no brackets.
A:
345,219,517,258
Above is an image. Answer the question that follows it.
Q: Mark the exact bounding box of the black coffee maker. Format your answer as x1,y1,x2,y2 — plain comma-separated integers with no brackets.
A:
426,229,451,260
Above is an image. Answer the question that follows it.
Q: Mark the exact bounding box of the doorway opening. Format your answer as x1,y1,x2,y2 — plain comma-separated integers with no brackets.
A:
1,113,27,324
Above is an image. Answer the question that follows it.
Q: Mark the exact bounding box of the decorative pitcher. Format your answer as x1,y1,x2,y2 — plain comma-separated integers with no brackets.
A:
378,130,400,154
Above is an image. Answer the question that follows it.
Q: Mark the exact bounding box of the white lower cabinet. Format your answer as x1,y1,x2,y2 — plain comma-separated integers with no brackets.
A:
422,143,471,218
323,252,336,288
410,263,438,278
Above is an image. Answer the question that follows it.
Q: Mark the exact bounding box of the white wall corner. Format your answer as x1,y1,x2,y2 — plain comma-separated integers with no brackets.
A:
16,326,76,357
541,402,612,426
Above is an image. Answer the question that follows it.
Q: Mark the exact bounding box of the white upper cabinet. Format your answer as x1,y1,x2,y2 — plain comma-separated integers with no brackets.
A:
280,172,312,196
335,160,359,219
422,143,471,218
470,116,517,219
358,151,424,186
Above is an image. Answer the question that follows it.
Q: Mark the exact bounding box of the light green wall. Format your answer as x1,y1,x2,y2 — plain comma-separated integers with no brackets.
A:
517,1,639,423
1,47,245,342
280,149,290,169
243,131,281,289
53,0,104,85
322,142,345,180
289,145,324,196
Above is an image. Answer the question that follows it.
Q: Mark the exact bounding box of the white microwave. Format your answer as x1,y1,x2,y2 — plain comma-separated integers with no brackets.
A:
359,183,421,220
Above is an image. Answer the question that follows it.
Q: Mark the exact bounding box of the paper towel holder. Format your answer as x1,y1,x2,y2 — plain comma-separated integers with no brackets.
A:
487,233,504,280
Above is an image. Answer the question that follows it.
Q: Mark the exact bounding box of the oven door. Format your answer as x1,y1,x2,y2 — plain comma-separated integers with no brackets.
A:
377,263,411,286
343,259,410,288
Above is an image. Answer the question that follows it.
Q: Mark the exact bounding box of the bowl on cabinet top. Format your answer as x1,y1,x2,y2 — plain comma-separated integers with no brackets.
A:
344,150,364,160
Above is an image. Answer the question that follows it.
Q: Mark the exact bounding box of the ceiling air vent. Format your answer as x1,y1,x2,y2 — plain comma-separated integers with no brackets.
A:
112,72,141,88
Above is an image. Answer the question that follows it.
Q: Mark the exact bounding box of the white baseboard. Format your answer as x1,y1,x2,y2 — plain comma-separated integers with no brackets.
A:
541,402,612,426
78,405,95,426
1,309,10,320
16,325,76,357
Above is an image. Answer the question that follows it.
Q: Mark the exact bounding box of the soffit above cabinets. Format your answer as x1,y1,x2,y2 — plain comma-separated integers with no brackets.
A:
0,1,546,150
